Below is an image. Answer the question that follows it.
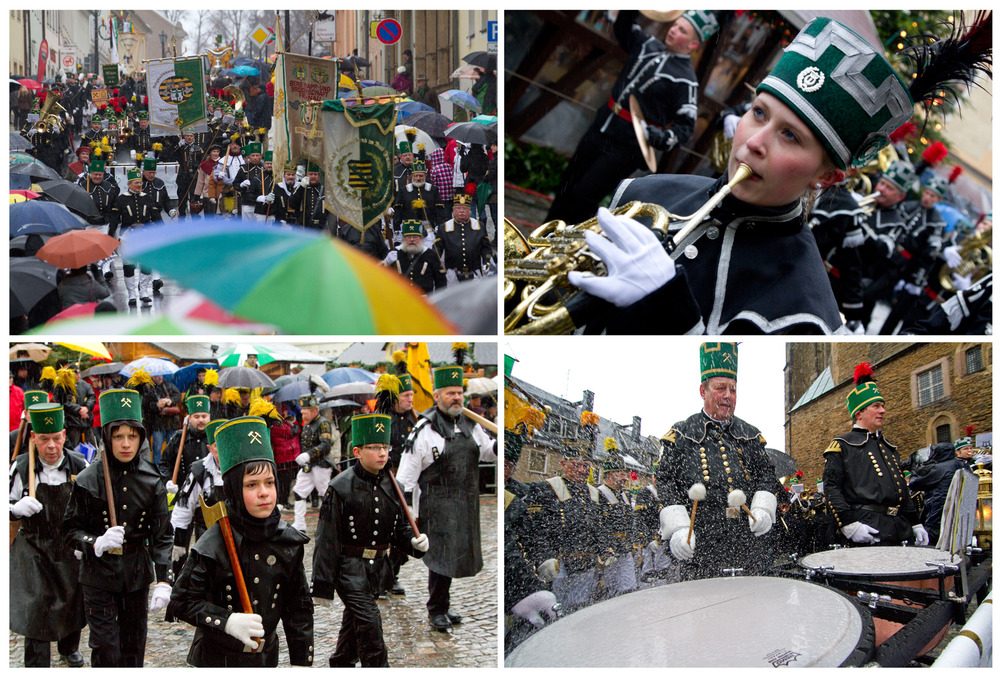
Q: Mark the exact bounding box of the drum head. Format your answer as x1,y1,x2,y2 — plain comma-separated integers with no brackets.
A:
799,546,961,582
506,576,874,667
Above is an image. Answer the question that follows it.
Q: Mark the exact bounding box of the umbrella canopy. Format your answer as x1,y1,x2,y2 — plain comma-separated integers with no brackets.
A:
405,110,452,139
274,378,329,403
439,89,481,112
33,313,248,335
465,376,498,396
359,79,390,88
10,160,63,182
317,396,364,409
232,65,260,76
9,343,51,361
321,367,378,388
10,188,40,198
36,179,101,218
121,356,177,377
327,381,375,398
80,361,126,378
450,64,482,80
217,366,275,389
462,51,496,70
48,302,99,322
121,219,455,334
394,125,437,152
219,344,277,367
396,101,436,117
471,114,498,125
354,85,398,99
10,256,57,317
35,229,119,269
18,78,43,90
445,121,495,145
10,233,51,257
11,200,86,236
767,449,798,480
57,340,113,360
274,373,309,389
11,150,35,162
165,290,276,333
168,362,220,393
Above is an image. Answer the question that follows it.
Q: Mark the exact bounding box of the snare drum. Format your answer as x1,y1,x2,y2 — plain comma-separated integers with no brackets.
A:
799,546,960,650
506,576,875,667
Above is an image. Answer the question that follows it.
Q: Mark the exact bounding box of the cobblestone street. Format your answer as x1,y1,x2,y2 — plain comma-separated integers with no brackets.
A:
10,496,498,668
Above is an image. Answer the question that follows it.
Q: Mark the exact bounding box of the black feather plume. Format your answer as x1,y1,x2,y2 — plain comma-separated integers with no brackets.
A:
374,374,401,415
902,11,992,112
452,342,468,367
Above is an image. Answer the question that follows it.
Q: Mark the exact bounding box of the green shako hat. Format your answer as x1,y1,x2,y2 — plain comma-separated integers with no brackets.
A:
28,403,64,433
99,388,144,425
397,374,413,392
88,158,106,173
846,363,884,418
882,160,916,193
681,11,719,42
205,418,228,446
954,436,974,451
306,161,321,173
756,18,913,170
186,394,210,414
126,167,142,181
299,394,319,409
263,150,273,162
397,138,413,155
142,157,157,172
215,416,274,475
137,110,148,120
433,365,463,390
244,141,261,155
700,342,738,381
351,413,392,447
401,219,423,236
24,390,49,406
923,172,949,198
410,157,426,173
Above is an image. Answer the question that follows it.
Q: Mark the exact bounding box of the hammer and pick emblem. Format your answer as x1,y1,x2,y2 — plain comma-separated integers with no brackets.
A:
121,396,132,407
248,431,263,445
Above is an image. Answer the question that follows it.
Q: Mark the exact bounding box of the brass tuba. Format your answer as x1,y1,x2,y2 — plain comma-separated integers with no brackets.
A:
504,164,753,334
223,84,246,114
939,227,992,293
35,91,67,134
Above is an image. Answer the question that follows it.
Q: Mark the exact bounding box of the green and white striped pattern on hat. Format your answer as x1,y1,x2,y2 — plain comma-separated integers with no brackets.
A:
757,18,913,170
682,10,719,42
922,172,949,198
883,160,917,193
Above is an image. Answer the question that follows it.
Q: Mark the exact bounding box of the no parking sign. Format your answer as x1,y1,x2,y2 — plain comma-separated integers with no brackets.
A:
375,18,402,45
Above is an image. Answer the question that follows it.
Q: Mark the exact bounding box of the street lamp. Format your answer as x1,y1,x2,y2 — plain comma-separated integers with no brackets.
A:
160,30,168,58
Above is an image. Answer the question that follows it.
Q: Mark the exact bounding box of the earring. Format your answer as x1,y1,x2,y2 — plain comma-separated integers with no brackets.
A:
813,183,822,189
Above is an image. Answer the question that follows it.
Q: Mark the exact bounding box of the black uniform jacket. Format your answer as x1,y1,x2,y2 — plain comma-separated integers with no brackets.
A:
517,477,602,574
596,172,843,334
64,455,174,591
167,520,313,667
158,425,209,485
311,463,424,601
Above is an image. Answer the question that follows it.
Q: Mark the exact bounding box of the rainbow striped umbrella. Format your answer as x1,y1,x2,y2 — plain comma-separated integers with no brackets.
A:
121,219,456,334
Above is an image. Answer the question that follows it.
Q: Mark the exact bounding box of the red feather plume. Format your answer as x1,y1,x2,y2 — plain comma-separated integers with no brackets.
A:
853,362,875,385
964,425,975,436
922,141,948,165
890,121,917,143
949,166,964,183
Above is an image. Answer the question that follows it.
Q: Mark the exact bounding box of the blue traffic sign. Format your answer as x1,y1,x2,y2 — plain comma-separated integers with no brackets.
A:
487,20,498,42
377,18,402,45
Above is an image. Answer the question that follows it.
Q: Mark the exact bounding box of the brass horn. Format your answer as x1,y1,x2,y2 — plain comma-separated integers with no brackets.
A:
504,163,753,334
36,91,65,133
223,84,246,114
939,227,992,293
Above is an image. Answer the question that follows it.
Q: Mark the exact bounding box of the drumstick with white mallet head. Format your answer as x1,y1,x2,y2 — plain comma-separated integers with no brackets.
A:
728,489,756,523
687,482,706,544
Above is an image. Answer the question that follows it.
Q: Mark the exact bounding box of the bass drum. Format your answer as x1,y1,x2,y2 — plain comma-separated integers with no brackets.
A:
506,576,875,667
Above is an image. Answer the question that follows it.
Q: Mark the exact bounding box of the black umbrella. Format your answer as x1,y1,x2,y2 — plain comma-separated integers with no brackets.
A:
767,448,798,480
217,366,276,389
11,257,57,317
80,361,126,377
10,132,32,151
36,179,100,218
274,376,329,403
407,111,452,139
10,160,62,182
462,51,496,70
444,121,495,145
9,233,52,257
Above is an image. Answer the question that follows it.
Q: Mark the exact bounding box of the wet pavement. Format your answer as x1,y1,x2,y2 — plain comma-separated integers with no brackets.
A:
9,496,498,668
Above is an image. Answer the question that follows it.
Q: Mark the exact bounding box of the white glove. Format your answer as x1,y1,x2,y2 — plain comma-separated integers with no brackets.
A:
78,171,86,180
749,508,773,536
904,282,923,296
383,250,399,266
669,529,695,560
94,525,126,556
295,452,310,466
178,138,189,147
722,114,741,139
748,490,776,536
149,582,171,612
296,177,309,190
168,209,178,218
511,590,559,628
842,229,865,249
894,279,906,292
943,245,963,269
647,539,664,554
411,533,429,552
166,480,179,494
74,549,83,560
172,545,187,561
842,521,880,544
240,179,251,189
600,552,617,568
912,523,930,547
313,597,333,608
11,496,43,518
639,119,651,142
952,273,973,291
130,149,136,159
536,558,559,582
264,193,275,204
567,207,674,307
224,612,264,651
256,194,266,203
230,208,238,215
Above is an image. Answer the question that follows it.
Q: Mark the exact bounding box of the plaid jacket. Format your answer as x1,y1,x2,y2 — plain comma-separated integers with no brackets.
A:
428,148,453,201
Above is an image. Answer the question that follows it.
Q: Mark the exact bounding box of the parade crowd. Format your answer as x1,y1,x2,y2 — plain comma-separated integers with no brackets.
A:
10,350,498,667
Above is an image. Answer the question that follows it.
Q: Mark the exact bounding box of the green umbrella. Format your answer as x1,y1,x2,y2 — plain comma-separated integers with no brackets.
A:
218,344,277,367
29,313,253,335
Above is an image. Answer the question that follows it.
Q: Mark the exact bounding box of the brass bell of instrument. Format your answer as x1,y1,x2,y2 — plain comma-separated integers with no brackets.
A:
939,226,992,293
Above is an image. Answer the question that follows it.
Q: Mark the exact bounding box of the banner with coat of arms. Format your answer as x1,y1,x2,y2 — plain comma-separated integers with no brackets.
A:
145,57,208,137
271,52,339,176
317,100,396,233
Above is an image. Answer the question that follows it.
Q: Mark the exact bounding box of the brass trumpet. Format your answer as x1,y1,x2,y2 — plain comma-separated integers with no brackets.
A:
505,163,753,334
939,226,992,293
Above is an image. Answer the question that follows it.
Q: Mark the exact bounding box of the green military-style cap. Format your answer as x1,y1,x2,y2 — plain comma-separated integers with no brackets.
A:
263,150,273,162
397,138,412,155
700,342,738,382
88,158,106,173
681,10,719,42
352,413,391,447
137,110,148,120
215,416,274,475
846,363,884,418
28,403,64,434
756,18,914,170
205,418,228,446
306,161,321,173
397,374,413,393
882,160,916,194
602,453,626,472
299,394,319,409
126,167,142,181
24,390,49,407
401,219,423,237
954,436,974,451
186,394,210,414
244,141,261,155
99,388,143,424
410,158,426,174
922,172,948,199
433,366,463,390
142,157,157,172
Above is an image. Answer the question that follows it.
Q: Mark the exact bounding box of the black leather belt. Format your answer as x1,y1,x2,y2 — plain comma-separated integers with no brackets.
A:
857,503,900,516
343,544,391,558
